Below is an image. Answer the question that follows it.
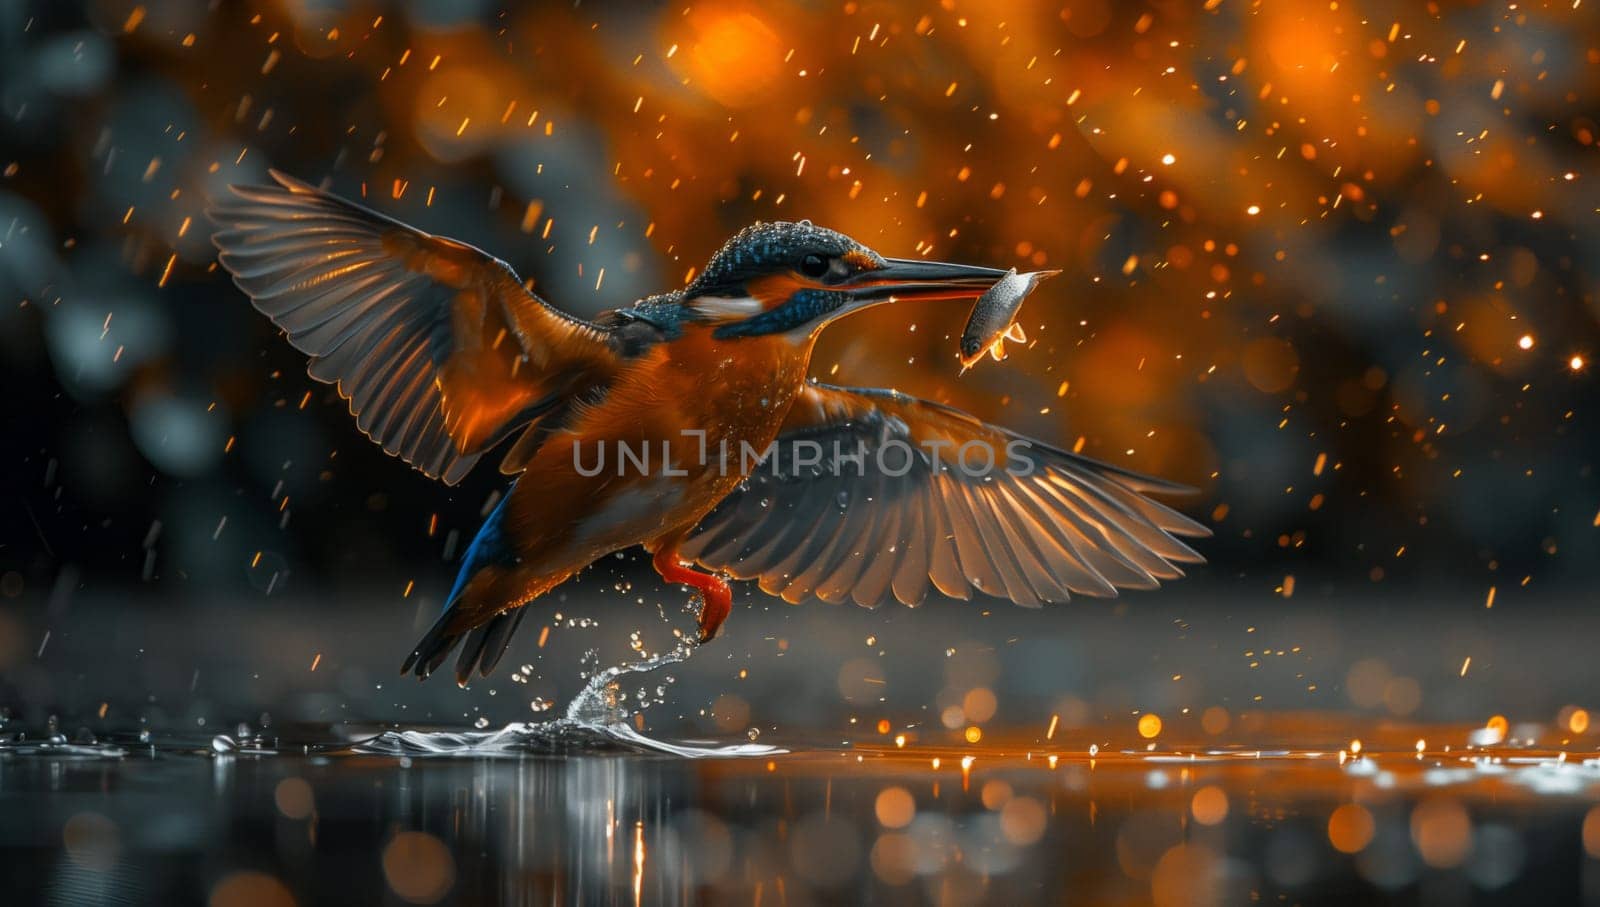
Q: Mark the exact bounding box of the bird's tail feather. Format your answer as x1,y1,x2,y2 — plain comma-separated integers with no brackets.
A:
402,488,526,684
401,604,527,686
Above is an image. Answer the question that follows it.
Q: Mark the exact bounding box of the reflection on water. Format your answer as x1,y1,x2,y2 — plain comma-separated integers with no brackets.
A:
4,718,1600,905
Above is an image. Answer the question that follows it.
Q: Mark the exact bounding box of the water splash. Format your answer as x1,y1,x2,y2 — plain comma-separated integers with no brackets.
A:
563,638,694,725
346,641,783,759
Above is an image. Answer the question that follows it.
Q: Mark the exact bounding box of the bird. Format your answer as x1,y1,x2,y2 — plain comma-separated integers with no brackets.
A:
210,171,1210,686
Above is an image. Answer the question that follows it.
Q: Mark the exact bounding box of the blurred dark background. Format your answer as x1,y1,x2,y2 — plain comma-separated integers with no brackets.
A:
1,0,1599,740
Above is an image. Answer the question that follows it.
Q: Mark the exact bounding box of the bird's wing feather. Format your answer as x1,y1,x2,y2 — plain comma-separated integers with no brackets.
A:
681,382,1210,607
210,170,618,484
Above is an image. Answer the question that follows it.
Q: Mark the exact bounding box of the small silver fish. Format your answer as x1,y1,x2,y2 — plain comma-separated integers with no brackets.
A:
959,268,1059,371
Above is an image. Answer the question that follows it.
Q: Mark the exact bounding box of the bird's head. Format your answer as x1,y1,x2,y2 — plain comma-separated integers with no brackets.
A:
686,221,1008,339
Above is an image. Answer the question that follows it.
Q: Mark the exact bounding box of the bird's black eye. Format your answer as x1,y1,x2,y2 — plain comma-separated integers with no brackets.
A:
800,254,829,278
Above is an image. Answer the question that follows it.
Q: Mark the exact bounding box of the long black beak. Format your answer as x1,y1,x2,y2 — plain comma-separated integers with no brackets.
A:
839,257,1010,307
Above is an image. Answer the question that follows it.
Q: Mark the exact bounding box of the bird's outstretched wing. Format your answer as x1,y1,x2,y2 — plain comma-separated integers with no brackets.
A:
681,383,1210,607
210,170,618,484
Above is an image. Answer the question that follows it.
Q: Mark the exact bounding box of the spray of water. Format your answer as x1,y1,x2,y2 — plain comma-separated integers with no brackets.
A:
346,638,781,758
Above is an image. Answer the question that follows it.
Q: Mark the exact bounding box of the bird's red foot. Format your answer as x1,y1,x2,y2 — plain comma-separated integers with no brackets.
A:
652,548,732,643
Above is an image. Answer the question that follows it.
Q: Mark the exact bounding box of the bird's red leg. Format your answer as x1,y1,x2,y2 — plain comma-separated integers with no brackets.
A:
651,546,732,643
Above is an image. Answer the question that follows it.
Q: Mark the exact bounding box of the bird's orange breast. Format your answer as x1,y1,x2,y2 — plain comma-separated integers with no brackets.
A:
500,324,814,571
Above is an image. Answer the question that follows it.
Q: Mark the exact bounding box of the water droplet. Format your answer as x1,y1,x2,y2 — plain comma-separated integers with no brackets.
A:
746,727,761,741
473,717,490,729
530,698,553,713
211,734,238,754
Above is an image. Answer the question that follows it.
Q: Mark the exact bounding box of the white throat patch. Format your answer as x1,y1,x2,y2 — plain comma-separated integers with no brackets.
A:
688,295,765,320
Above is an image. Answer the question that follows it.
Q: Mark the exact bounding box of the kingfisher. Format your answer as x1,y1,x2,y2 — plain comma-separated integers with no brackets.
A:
210,171,1209,686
